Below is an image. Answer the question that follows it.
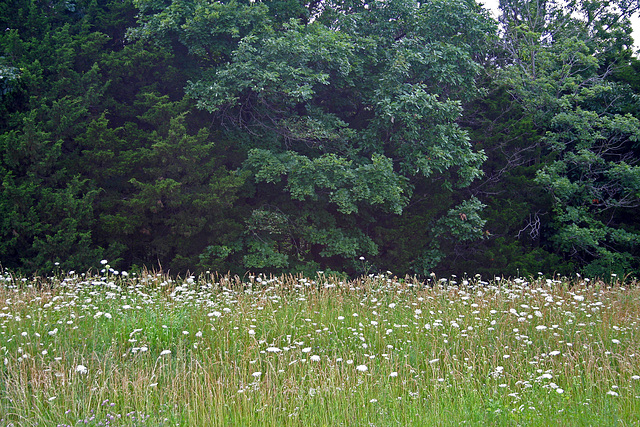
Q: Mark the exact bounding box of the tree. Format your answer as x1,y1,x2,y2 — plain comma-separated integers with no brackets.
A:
0,2,116,272
497,0,640,277
132,0,496,275
0,0,238,274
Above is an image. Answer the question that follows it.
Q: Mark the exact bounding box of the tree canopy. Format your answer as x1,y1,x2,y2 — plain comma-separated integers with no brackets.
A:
1,0,640,278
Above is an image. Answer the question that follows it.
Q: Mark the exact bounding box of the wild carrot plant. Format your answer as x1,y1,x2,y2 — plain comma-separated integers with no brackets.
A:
0,270,638,426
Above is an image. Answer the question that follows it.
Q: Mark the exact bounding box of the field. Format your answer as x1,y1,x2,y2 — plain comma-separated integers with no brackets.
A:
0,269,639,426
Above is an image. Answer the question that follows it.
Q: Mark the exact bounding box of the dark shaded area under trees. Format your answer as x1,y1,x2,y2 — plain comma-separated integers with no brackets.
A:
1,0,640,279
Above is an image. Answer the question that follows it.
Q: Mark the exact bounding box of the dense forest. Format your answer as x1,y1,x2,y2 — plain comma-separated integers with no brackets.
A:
1,0,640,278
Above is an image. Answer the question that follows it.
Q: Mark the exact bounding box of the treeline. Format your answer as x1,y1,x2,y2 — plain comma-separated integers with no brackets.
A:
1,0,640,278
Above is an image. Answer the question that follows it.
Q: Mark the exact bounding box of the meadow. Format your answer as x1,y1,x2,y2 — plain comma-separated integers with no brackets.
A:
0,267,639,426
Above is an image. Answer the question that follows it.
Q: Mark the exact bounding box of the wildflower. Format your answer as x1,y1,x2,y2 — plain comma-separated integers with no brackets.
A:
100,260,108,265
607,390,619,396
535,325,548,331
302,347,312,353
490,366,504,378
356,364,368,372
76,365,88,374
266,347,282,353
612,339,620,344
390,372,398,377
159,350,171,356
252,371,262,378
429,358,440,364
310,355,321,362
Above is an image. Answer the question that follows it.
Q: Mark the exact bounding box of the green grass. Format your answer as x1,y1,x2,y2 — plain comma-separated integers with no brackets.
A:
0,271,639,426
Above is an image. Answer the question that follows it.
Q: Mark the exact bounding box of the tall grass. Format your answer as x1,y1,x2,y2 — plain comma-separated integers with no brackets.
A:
0,271,639,426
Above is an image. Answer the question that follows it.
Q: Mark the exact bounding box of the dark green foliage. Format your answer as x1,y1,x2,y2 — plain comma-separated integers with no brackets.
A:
0,0,242,273
149,0,495,275
494,0,640,278
1,0,640,278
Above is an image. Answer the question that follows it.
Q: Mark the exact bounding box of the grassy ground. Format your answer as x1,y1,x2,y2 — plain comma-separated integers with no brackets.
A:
0,270,639,426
